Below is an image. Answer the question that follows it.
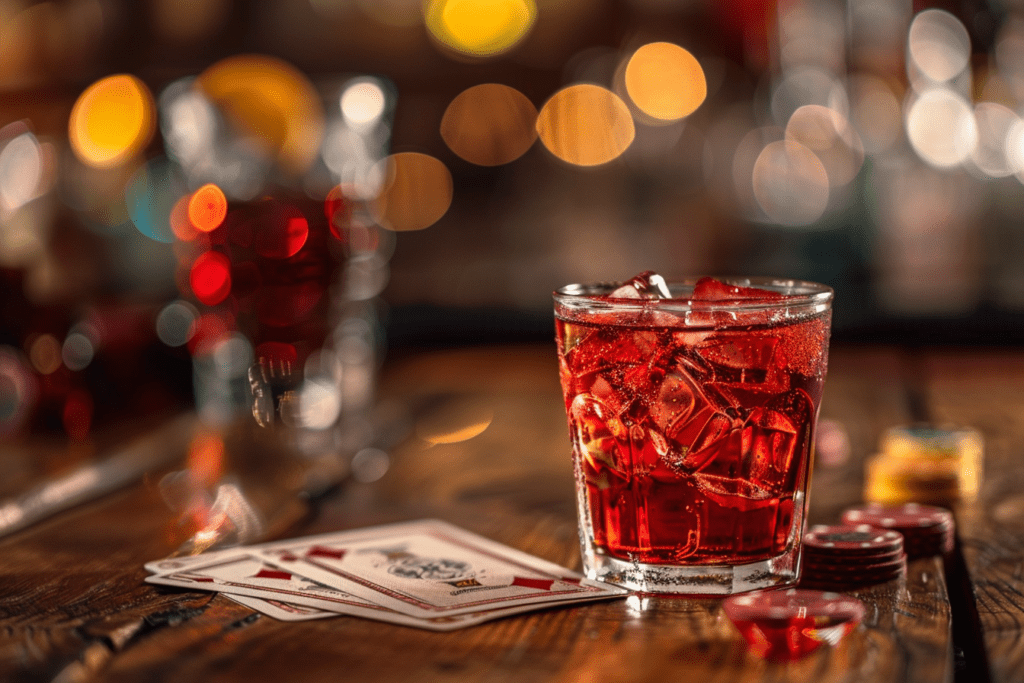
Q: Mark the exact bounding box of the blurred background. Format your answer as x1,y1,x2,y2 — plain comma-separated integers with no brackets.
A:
1,0,1022,443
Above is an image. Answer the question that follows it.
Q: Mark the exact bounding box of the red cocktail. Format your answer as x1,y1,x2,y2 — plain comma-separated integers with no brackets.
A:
554,273,832,593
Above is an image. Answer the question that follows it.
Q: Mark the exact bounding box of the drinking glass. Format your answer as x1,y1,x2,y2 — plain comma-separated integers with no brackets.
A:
554,276,833,594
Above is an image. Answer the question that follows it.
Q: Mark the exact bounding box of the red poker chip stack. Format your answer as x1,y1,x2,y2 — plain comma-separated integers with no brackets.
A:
798,524,908,590
840,503,956,560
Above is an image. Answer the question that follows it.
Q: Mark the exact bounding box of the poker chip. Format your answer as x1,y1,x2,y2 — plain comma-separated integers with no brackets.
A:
841,503,955,559
723,589,865,660
803,524,905,556
799,524,908,590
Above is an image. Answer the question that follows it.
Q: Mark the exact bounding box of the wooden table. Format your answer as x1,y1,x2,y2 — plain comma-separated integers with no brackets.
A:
0,343,1018,682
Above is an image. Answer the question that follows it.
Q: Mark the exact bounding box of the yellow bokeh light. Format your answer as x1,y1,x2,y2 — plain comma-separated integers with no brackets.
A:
441,84,538,166
536,84,635,166
371,152,453,231
625,42,707,121
197,55,324,175
425,0,537,57
69,74,155,169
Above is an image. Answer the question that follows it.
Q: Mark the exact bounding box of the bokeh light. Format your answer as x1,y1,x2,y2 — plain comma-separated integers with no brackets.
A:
752,140,829,226
188,183,228,233
28,334,62,375
371,153,453,231
170,195,198,241
0,347,37,437
190,251,232,305
624,42,706,121
906,88,977,168
197,55,325,175
69,74,155,169
298,378,342,430
848,74,903,155
536,84,635,166
908,9,971,84
969,102,1019,178
126,157,186,243
156,300,200,347
441,83,538,166
0,131,43,213
62,332,95,372
253,201,309,259
785,105,864,187
425,0,537,57
770,66,847,126
341,79,387,128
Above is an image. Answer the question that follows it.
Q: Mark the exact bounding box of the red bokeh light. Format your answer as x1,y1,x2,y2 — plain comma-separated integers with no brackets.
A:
254,201,309,259
189,251,232,305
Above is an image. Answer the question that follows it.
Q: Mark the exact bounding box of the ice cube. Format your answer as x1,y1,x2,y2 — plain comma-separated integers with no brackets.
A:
742,406,799,492
570,393,625,477
610,271,672,299
691,277,784,302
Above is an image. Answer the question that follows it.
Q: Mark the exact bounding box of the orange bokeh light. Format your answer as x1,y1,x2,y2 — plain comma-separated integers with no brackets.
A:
536,84,635,166
186,431,226,489
69,74,155,169
371,153,453,231
188,183,228,233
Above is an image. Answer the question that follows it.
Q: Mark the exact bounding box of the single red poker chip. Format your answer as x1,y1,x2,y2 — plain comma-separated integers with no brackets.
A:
722,588,866,660
840,503,955,559
802,554,907,576
804,547,904,565
803,524,905,556
841,503,953,531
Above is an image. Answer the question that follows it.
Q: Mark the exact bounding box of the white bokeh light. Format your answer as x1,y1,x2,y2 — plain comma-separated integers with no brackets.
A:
0,133,42,213
786,104,865,187
752,140,830,226
156,300,199,348
970,102,1020,178
905,88,977,168
298,378,342,430
341,80,386,128
908,9,971,83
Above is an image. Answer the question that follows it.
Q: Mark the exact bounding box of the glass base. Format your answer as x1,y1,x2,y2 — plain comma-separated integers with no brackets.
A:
581,546,801,595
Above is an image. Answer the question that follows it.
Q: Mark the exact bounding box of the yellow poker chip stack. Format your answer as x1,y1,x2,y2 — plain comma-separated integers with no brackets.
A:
864,424,983,506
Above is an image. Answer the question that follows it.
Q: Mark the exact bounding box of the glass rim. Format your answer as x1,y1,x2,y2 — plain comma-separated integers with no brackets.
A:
553,276,833,313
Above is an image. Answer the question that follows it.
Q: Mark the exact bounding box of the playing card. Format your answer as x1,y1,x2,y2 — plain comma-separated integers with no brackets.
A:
146,551,588,630
224,594,337,621
252,519,626,619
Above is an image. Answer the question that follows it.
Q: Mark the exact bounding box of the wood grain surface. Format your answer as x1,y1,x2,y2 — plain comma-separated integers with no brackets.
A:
0,344,978,682
917,351,1024,683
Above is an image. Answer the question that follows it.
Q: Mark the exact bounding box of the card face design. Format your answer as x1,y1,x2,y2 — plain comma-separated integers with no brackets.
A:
255,519,624,618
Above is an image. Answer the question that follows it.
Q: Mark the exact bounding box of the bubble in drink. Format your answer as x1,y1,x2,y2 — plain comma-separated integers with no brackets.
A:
556,276,830,566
